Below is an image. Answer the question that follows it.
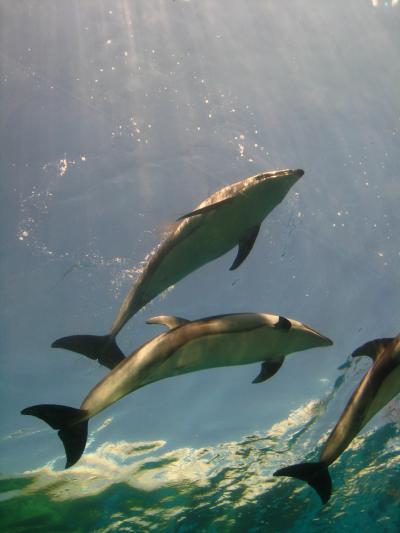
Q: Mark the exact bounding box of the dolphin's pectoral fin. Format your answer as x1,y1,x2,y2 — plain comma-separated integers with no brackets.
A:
177,197,233,221
146,315,190,330
252,357,284,383
229,225,260,271
351,337,394,361
274,316,292,330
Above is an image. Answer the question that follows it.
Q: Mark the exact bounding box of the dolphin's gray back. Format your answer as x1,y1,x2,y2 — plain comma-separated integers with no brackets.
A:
320,337,400,465
139,314,282,386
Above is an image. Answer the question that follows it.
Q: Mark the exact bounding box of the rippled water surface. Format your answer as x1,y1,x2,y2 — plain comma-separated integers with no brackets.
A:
1,1,399,531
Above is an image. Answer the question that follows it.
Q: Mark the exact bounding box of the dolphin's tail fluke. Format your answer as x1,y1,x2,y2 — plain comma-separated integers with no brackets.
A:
273,461,332,504
51,334,125,370
21,404,89,468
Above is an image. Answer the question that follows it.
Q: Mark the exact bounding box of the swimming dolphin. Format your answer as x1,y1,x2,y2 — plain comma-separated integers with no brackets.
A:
274,335,400,504
23,312,331,468
52,168,304,368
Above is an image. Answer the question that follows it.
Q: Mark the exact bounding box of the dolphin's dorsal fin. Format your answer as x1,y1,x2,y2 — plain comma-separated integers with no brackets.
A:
177,197,233,221
229,225,260,271
351,337,394,361
252,357,284,383
146,315,190,330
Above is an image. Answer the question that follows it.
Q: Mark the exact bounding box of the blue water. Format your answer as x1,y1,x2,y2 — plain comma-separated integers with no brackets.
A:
1,1,399,531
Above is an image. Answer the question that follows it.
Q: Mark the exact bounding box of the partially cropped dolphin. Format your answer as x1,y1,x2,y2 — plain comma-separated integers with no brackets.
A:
274,335,400,504
52,169,304,368
23,311,331,468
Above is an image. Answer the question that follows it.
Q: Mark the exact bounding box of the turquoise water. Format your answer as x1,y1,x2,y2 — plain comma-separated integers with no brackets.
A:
1,1,399,531
1,359,399,531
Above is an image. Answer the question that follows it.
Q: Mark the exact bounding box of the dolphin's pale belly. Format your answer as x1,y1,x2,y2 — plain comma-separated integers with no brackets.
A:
320,363,400,465
360,364,400,428
132,197,266,312
79,310,328,421
110,213,241,334
143,222,242,300
111,185,285,335
80,364,136,417
144,328,282,385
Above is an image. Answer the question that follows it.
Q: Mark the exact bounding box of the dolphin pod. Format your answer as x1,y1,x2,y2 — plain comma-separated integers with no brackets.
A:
21,166,398,505
22,312,332,468
51,168,304,368
273,335,400,504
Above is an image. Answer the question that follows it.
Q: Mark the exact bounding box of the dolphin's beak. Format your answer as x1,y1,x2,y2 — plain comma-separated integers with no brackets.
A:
304,325,333,346
273,168,304,179
294,168,304,178
257,168,304,181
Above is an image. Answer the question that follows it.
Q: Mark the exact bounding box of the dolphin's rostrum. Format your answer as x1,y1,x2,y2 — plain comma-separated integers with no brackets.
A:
52,169,304,368
274,335,400,504
23,311,331,468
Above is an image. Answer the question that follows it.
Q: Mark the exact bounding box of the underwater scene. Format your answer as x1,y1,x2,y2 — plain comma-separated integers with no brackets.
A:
1,1,399,531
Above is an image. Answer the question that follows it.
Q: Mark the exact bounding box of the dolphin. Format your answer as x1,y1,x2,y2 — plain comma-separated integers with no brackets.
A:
274,335,400,504
22,311,331,468
52,169,304,368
